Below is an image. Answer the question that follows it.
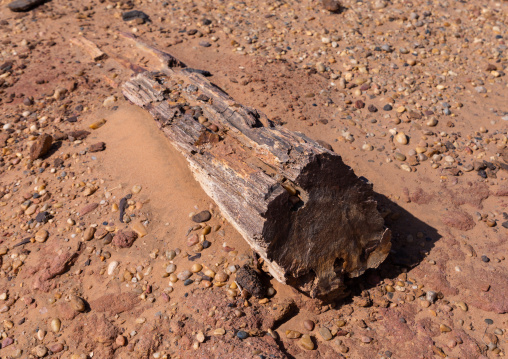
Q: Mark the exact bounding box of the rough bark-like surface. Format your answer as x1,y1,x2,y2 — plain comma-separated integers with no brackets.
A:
121,37,391,298
235,265,267,298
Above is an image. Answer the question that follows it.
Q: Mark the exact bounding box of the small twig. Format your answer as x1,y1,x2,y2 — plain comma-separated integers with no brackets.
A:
13,237,31,247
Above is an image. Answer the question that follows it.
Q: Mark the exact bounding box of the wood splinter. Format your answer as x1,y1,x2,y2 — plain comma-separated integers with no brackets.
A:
70,36,106,62
120,33,391,299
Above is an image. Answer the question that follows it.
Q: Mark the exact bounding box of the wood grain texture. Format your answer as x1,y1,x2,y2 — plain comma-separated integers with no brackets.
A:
70,36,106,62
121,45,391,298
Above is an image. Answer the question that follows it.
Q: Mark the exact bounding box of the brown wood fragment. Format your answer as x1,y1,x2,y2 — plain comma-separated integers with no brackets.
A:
120,35,391,299
70,36,106,61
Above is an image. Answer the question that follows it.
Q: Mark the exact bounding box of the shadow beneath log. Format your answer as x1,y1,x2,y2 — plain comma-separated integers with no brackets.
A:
338,190,442,305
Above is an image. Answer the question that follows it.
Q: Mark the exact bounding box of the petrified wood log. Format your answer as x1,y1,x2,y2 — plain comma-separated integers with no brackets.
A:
121,34,391,298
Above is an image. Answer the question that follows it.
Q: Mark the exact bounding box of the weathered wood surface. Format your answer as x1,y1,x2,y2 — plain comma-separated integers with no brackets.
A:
70,36,106,62
121,35,391,298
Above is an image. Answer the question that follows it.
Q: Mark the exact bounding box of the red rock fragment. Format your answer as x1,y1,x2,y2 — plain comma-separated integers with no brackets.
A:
89,142,106,152
89,292,140,315
441,210,475,231
32,248,80,292
80,202,98,216
112,230,138,248
30,133,53,160
67,130,90,140
57,301,79,320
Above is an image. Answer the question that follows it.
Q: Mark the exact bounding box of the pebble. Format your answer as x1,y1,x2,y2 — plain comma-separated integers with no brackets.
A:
322,0,342,13
166,264,176,274
426,118,438,127
361,336,372,343
214,328,226,335
108,261,119,275
303,319,315,331
33,345,48,358
237,330,249,340
420,300,430,308
8,0,45,12
2,337,14,348
103,96,117,107
395,132,408,145
50,318,61,332
362,143,374,151
300,334,315,350
167,250,176,260
35,229,49,243
440,324,452,333
286,330,302,339
35,211,50,223
394,153,406,161
319,327,333,341
116,335,127,346
191,263,203,273
131,221,148,237
215,271,229,282
192,210,212,223
447,340,457,349
187,234,199,246
48,343,64,353
426,291,437,303
37,329,46,340
69,295,86,312
485,220,496,228
83,227,96,241
177,270,192,281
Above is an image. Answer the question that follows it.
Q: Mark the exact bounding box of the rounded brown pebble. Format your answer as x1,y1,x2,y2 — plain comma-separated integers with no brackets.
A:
35,230,49,243
486,219,496,227
48,343,64,353
322,0,342,13
116,335,127,346
215,271,229,282
303,320,315,331
192,210,211,223
69,295,86,312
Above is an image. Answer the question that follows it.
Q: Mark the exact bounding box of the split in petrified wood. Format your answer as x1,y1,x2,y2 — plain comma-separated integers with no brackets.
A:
120,33,391,298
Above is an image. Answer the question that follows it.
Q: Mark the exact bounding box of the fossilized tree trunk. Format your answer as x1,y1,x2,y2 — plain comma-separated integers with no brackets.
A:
120,34,391,298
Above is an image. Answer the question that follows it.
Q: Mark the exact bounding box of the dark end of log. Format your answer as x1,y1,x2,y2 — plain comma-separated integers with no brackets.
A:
261,152,391,298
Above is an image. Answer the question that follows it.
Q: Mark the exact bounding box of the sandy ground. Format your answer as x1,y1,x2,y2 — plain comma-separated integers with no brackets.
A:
0,0,507,358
